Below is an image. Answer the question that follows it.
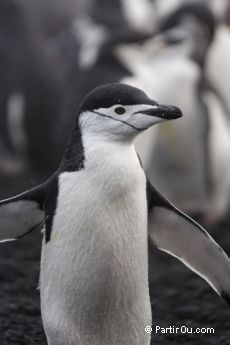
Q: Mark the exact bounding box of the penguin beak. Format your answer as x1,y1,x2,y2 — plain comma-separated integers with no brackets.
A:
141,104,182,120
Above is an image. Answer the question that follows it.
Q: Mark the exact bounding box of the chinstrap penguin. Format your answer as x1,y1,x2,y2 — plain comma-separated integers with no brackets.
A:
0,84,230,345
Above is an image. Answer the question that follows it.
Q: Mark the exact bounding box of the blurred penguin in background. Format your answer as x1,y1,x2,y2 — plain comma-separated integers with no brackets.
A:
116,2,230,223
151,1,230,223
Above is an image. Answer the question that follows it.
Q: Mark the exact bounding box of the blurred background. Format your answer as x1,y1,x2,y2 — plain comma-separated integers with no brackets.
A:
1,0,230,344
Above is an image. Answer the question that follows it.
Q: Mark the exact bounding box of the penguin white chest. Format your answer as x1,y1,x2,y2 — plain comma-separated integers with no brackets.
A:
40,144,151,345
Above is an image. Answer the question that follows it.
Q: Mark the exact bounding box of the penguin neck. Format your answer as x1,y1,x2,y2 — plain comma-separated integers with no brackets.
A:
84,131,134,156
61,122,136,173
81,127,137,171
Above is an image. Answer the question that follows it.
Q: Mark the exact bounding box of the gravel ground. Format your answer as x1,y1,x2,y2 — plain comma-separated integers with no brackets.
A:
0,175,230,345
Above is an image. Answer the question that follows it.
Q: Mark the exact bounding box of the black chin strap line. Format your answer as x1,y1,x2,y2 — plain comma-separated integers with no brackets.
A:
93,111,146,131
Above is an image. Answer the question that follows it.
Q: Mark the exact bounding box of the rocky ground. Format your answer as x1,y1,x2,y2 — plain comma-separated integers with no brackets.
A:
0,174,229,345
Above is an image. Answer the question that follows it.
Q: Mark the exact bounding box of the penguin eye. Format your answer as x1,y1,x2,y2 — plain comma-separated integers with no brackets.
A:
115,107,126,115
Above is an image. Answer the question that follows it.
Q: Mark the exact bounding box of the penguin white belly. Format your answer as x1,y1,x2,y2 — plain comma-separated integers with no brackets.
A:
40,146,151,345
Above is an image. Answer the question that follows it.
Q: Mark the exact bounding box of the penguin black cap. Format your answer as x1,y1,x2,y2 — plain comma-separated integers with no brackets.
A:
80,83,157,111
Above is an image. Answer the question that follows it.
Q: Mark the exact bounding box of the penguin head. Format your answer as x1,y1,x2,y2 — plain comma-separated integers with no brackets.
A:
78,83,182,140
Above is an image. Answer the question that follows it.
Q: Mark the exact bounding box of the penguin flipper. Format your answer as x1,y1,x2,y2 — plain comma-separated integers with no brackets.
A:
0,185,45,242
147,179,230,304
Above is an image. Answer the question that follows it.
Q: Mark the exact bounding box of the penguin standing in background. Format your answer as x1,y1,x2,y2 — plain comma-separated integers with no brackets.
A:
145,3,223,219
0,84,230,345
150,3,230,221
